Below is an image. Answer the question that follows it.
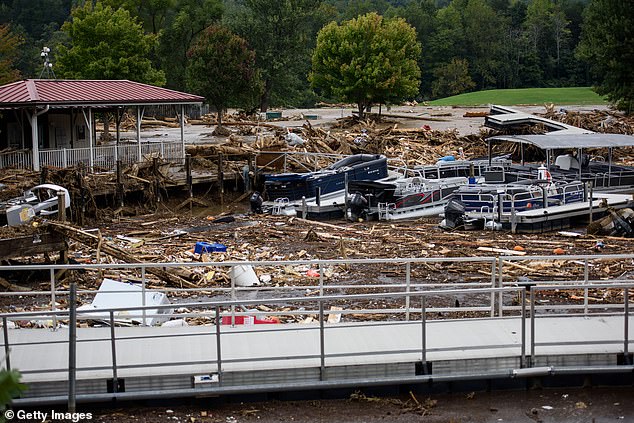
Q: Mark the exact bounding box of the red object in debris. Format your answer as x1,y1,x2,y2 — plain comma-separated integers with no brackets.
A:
306,269,320,277
221,315,279,325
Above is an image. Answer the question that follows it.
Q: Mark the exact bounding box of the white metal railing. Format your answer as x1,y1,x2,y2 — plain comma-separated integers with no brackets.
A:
0,143,185,171
1,254,633,407
0,150,32,170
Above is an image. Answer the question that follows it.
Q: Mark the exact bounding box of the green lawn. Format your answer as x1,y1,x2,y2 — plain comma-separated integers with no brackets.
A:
429,87,606,106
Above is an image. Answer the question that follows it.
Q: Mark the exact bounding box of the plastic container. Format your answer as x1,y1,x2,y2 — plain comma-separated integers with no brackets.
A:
231,264,259,287
194,242,227,254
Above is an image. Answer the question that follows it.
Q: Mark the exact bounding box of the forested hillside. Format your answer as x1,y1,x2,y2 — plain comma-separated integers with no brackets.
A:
0,0,630,111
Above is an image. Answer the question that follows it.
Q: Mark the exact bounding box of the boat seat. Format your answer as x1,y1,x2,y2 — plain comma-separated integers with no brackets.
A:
555,154,580,170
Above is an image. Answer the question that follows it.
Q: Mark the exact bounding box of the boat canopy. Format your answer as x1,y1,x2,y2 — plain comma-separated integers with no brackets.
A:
487,134,634,149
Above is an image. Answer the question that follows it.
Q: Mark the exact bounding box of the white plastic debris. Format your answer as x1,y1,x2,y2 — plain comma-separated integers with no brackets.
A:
161,319,189,327
77,278,172,326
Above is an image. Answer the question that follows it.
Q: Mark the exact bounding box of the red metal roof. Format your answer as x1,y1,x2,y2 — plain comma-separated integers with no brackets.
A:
0,79,204,107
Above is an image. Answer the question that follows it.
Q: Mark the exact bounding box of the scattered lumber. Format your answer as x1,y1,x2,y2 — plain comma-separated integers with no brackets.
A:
44,220,199,288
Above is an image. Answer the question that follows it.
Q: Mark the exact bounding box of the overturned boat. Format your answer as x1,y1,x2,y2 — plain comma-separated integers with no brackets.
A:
0,184,71,226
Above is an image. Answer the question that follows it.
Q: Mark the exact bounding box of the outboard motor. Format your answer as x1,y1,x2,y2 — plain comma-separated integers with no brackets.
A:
348,192,369,221
441,198,466,229
249,191,264,214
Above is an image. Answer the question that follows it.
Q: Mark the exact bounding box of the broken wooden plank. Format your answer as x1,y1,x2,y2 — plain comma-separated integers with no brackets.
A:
43,221,199,288
477,246,527,256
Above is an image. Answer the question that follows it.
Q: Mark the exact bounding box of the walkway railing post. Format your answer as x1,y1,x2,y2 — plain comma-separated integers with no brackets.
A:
498,258,504,317
319,299,325,381
141,267,147,327
490,258,497,317
584,259,589,316
50,268,57,328
2,317,10,371
625,288,630,364
405,262,411,321
109,311,118,394
521,289,526,368
68,282,77,413
421,295,427,372
529,287,536,367
215,306,222,385
318,263,324,297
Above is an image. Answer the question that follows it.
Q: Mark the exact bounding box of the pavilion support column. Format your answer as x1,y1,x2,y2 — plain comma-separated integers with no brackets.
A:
137,106,145,163
115,108,121,164
31,111,40,171
28,105,49,171
81,108,94,172
180,105,185,164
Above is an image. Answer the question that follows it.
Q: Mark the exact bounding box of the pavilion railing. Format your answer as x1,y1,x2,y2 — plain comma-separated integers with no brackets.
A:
0,142,185,172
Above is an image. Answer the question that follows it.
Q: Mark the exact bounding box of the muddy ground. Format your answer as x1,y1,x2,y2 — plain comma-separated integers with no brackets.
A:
17,386,634,422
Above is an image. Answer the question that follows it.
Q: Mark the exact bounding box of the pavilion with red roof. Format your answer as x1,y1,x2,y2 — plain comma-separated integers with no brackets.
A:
0,79,204,171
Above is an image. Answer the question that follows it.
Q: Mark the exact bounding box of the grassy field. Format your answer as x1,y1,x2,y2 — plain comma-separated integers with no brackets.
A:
429,87,606,106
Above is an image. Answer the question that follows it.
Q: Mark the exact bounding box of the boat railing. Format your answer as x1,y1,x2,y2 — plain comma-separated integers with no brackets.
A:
378,202,396,220
272,197,291,215
562,182,585,203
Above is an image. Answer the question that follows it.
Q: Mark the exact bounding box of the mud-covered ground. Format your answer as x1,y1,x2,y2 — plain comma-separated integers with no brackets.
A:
15,386,634,422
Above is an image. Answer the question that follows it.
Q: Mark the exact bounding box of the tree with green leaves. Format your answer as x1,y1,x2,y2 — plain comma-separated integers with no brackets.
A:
55,1,165,85
310,12,421,119
0,24,22,84
227,0,323,111
577,0,633,113
186,25,261,127
158,0,223,91
0,369,26,417
431,58,475,98
103,0,175,34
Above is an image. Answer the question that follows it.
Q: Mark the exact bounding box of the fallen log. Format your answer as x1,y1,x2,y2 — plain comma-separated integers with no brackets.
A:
43,221,199,288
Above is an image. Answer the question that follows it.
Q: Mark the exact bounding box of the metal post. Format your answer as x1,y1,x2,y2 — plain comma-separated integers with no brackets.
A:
490,259,497,317
68,282,77,413
405,262,411,321
529,287,536,366
498,258,504,317
584,259,589,316
215,306,222,384
230,267,236,326
588,182,594,224
319,300,325,381
3,317,10,371
421,296,427,370
50,269,58,328
109,311,118,393
318,263,324,297
141,267,147,326
625,288,630,364
521,289,526,368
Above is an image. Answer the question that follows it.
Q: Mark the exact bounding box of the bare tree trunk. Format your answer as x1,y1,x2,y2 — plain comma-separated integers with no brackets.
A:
259,79,272,112
357,102,365,120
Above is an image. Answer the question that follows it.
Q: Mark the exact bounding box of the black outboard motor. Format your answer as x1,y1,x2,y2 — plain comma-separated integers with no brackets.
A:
442,198,466,229
250,191,264,214
348,192,369,221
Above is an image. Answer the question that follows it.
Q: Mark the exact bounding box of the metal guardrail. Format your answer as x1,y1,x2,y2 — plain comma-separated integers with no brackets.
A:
1,254,633,407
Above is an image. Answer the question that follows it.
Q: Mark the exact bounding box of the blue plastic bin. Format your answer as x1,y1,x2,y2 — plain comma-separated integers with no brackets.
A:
194,242,227,254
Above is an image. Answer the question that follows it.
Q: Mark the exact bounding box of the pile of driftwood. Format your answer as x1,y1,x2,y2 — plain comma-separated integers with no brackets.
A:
543,107,634,135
